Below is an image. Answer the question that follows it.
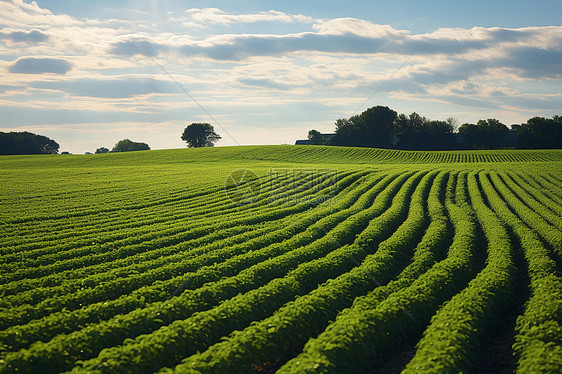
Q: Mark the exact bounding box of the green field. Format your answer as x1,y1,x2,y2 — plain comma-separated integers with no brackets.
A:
1,145,561,373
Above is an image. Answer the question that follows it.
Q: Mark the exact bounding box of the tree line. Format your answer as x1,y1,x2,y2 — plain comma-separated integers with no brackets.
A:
2,111,559,155
0,123,220,155
0,132,153,155
308,106,561,150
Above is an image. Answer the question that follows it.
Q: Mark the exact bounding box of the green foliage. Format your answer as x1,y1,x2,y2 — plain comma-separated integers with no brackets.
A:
392,113,454,150
0,131,59,155
111,139,150,152
94,147,109,154
307,130,325,145
458,118,509,149
517,116,562,149
181,122,221,148
331,105,397,147
0,145,560,373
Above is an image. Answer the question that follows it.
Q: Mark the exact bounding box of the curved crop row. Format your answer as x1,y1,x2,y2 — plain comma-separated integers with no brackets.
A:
0,171,410,372
0,172,376,350
0,171,346,301
277,170,479,373
0,170,336,278
487,172,561,257
403,171,517,373
159,170,439,374
478,171,562,373
504,172,562,218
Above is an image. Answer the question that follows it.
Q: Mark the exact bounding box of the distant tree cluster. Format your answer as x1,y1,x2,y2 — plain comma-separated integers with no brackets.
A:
91,141,150,154
95,147,109,154
0,131,59,155
308,130,327,145
111,139,151,152
307,105,561,150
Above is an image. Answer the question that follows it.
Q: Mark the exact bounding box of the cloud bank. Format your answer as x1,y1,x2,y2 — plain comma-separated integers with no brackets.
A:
1,1,561,152
108,21,562,83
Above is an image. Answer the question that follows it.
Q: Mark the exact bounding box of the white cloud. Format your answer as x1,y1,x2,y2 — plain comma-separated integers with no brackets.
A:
313,18,408,38
1,3,561,153
182,8,314,26
0,0,81,28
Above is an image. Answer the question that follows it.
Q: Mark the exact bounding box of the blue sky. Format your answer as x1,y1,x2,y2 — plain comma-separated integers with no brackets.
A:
1,0,561,153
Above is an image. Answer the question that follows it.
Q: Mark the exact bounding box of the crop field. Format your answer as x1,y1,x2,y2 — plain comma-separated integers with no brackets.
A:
0,145,561,373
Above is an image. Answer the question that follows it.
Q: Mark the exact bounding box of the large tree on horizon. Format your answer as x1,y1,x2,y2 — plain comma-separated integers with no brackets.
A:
181,123,221,148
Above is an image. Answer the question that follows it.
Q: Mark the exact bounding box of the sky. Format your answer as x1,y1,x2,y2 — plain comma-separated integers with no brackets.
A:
1,0,561,153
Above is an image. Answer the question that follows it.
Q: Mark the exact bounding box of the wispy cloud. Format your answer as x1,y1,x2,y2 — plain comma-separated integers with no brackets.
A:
179,8,314,27
30,77,181,98
110,40,169,58
238,77,297,91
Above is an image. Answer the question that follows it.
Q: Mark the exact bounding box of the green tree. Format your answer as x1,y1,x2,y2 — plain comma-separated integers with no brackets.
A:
307,130,325,145
111,139,150,152
330,118,360,146
517,116,562,149
0,131,59,155
356,105,398,148
459,118,508,149
95,147,109,154
332,106,397,148
392,112,426,149
392,113,453,150
181,123,221,148
422,120,454,149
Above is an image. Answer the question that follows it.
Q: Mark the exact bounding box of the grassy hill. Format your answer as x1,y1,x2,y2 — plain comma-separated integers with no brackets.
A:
3,145,562,168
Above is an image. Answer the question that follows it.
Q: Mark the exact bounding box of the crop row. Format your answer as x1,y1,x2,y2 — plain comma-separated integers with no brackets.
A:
2,162,561,373
156,170,438,373
477,170,562,373
0,171,346,299
1,168,340,254
274,170,475,372
0,170,345,290
0,170,329,268
0,171,410,372
402,171,517,372
0,172,374,352
0,172,365,331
